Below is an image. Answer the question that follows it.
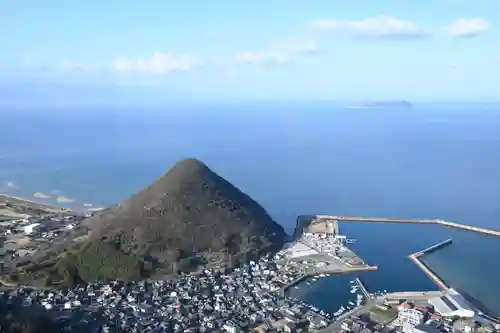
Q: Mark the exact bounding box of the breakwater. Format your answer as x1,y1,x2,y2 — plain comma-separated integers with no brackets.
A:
412,237,453,257
309,215,500,237
316,215,431,224
436,220,500,237
409,239,453,290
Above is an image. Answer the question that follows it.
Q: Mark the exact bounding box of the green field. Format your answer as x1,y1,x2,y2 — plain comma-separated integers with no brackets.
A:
369,307,398,325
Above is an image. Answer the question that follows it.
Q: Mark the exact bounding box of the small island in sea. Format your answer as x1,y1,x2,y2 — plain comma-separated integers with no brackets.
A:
348,100,413,109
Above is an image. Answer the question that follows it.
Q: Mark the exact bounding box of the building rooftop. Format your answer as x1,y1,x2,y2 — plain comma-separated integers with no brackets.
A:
428,289,475,318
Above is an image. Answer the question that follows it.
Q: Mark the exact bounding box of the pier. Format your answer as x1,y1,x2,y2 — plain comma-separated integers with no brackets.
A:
408,239,452,290
354,277,371,300
312,215,500,237
280,265,378,296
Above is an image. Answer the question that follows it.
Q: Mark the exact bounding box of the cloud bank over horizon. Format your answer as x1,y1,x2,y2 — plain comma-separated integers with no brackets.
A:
0,0,497,102
4,15,491,77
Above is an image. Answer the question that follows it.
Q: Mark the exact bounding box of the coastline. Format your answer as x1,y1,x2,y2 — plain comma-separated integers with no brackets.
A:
0,192,72,212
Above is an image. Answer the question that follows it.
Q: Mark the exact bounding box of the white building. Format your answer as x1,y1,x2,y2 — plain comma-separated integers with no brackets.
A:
223,321,239,333
281,241,318,258
24,223,41,234
428,289,475,318
398,305,425,326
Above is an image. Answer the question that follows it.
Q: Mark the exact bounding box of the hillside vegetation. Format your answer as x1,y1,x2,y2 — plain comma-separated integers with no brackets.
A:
12,158,285,285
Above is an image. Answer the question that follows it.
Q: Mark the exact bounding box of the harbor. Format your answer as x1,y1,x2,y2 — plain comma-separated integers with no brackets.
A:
279,216,379,323
285,275,369,322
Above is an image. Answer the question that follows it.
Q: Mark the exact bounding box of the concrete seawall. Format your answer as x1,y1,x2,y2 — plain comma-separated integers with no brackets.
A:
311,215,500,237
316,215,432,224
412,238,453,257
307,266,379,276
436,220,500,237
409,255,449,290
409,239,453,291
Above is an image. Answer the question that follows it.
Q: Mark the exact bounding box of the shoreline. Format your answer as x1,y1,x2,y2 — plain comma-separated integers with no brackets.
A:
0,192,105,213
0,192,72,212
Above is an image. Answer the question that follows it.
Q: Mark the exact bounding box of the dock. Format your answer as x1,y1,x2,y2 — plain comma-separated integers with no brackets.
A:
408,239,453,290
312,215,500,237
280,265,378,296
354,277,371,300
279,274,307,297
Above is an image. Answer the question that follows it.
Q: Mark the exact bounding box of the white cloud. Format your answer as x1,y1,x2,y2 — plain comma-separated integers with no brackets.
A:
310,16,430,39
111,53,202,73
58,60,89,72
276,38,318,54
443,18,489,38
236,51,288,65
236,37,318,66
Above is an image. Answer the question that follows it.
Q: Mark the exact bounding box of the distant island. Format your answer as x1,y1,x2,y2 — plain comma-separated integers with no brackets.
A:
348,100,413,109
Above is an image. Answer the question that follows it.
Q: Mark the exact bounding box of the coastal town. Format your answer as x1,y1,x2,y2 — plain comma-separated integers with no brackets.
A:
1,196,499,333
2,249,499,333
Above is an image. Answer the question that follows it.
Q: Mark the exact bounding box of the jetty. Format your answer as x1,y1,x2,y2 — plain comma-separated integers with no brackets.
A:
312,215,500,237
412,237,453,257
408,238,453,290
354,277,371,300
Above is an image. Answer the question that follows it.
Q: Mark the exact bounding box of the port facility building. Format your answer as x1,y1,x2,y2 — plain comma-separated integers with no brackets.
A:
281,241,318,258
23,223,41,234
428,289,475,318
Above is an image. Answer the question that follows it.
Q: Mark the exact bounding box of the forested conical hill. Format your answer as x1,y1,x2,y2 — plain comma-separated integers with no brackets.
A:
42,158,285,283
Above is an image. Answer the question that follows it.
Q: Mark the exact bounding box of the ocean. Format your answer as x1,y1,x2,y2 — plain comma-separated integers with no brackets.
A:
1,103,500,315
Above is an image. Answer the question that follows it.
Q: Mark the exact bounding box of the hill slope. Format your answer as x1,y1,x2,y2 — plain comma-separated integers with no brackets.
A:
19,158,285,284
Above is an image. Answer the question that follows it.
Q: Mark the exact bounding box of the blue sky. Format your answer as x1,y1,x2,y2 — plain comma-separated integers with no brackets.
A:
0,0,498,103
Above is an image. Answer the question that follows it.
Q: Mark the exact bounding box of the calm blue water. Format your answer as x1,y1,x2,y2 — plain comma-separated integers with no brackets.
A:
1,104,500,314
